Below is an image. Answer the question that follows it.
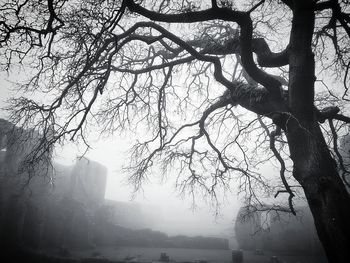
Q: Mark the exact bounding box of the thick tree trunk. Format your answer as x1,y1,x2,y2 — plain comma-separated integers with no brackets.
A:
286,2,350,262
287,120,350,263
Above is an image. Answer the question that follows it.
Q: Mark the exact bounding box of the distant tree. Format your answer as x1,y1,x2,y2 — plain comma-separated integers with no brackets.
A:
1,1,350,261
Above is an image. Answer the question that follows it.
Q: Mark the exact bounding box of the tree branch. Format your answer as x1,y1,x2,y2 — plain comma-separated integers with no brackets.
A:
123,0,285,98
328,119,350,187
258,116,296,215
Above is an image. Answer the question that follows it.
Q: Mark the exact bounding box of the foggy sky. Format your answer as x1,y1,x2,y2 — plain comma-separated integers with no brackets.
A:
0,74,240,240
55,135,239,238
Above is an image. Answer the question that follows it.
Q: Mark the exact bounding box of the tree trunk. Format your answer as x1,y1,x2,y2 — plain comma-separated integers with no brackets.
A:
286,2,350,262
287,120,350,263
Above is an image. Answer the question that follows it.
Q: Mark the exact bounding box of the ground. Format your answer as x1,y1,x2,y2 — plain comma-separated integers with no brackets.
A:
40,246,327,263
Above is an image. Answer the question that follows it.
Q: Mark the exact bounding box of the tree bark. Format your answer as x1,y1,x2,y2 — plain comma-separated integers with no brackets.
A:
287,120,350,263
286,1,350,262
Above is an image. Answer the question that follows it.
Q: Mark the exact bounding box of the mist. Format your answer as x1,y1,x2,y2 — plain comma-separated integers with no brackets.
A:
0,116,327,263
1,75,328,263
0,0,341,260
55,134,239,240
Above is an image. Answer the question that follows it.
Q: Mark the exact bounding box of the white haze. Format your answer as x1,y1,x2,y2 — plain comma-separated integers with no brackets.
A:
0,76,243,245
55,135,240,241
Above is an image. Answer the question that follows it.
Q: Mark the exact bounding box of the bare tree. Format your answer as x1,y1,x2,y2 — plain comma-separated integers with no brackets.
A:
1,0,350,261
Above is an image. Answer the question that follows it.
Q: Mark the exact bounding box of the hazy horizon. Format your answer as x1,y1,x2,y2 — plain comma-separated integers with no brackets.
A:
0,78,239,243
